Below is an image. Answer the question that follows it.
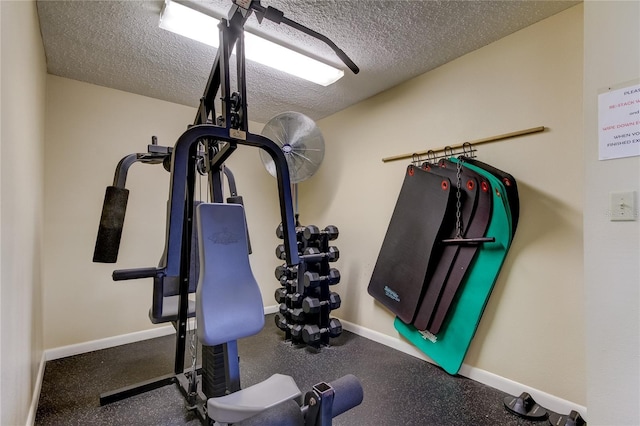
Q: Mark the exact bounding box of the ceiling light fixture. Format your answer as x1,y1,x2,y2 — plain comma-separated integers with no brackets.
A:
159,0,344,86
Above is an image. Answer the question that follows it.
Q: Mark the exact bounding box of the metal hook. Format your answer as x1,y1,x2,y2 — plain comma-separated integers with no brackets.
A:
411,152,421,165
426,150,437,164
461,142,476,158
444,146,455,158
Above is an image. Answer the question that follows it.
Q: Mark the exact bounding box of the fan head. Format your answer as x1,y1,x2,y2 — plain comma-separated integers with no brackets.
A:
259,111,325,184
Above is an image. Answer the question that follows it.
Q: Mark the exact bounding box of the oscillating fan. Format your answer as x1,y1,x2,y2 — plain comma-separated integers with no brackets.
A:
259,111,325,183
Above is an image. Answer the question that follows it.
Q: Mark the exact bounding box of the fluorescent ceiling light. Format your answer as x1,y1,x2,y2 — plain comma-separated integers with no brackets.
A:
159,0,344,86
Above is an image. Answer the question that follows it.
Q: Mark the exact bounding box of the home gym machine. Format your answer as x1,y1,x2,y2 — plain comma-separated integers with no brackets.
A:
93,1,361,424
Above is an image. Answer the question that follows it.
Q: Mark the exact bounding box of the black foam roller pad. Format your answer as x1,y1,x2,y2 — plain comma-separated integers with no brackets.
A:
93,186,129,263
329,374,364,417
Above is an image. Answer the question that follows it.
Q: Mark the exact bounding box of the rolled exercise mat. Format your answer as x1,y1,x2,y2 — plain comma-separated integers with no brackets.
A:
394,159,512,374
412,160,490,331
367,164,455,323
93,186,129,263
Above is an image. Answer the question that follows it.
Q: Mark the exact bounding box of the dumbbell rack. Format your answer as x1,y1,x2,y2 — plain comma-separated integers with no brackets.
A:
274,223,342,347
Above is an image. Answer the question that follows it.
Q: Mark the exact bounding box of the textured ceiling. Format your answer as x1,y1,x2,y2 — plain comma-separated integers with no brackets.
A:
36,0,579,124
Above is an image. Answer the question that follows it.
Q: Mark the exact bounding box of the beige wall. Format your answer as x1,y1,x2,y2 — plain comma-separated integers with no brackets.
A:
43,75,282,349
40,2,640,419
305,5,585,405
583,1,640,424
0,1,47,424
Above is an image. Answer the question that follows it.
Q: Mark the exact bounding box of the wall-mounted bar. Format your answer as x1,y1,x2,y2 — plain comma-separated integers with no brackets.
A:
381,126,545,163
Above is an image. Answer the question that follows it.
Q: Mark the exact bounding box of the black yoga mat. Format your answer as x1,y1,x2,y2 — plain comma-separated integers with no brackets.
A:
427,159,496,334
368,165,455,324
461,157,519,238
412,160,483,331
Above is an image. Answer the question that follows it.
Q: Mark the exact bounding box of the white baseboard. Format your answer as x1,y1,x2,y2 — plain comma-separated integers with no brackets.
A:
25,352,46,426
44,321,195,361
38,308,586,418
339,318,587,417
264,304,279,315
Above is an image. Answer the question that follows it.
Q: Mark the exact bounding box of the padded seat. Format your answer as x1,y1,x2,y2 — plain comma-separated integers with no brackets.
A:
207,374,302,424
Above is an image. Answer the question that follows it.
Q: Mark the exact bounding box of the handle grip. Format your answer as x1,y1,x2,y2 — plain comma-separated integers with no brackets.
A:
112,267,159,281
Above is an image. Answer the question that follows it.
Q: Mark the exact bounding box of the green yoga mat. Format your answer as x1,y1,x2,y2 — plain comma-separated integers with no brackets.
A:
395,157,512,375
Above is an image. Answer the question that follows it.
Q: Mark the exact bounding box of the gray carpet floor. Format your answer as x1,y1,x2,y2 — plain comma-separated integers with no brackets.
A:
36,315,549,425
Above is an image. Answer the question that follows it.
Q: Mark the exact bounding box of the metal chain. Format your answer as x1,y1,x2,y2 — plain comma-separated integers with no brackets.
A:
455,158,464,238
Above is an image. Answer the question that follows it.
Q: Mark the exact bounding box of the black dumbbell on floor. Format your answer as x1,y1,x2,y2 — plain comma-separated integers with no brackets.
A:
302,225,339,242
301,246,340,262
302,268,341,288
301,318,343,344
302,292,341,314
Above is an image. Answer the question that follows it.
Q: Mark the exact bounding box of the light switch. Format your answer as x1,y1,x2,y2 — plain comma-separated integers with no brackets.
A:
610,191,637,221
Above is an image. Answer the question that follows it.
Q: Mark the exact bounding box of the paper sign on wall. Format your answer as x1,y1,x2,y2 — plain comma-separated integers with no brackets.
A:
598,82,640,160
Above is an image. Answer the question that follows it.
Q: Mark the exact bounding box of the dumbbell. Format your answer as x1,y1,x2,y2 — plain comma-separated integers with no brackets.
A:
301,246,340,262
301,318,343,343
279,276,296,286
275,290,304,307
275,223,305,240
274,313,303,339
302,292,341,314
303,225,339,242
274,287,287,303
275,264,297,280
275,243,304,260
302,268,341,288
288,292,304,306
279,303,305,322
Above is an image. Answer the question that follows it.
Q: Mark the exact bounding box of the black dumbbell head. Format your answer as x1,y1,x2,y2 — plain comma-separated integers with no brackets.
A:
328,318,343,337
302,324,321,343
274,287,287,303
303,247,319,256
275,244,287,260
323,225,339,240
302,225,320,241
274,313,288,330
303,271,321,288
328,268,341,284
329,292,342,310
290,292,304,305
302,296,321,314
290,324,303,339
290,308,305,322
276,223,284,239
275,265,287,280
279,303,289,315
328,246,340,262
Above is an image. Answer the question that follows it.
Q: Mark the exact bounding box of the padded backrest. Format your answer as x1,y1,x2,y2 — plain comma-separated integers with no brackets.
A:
195,203,265,346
